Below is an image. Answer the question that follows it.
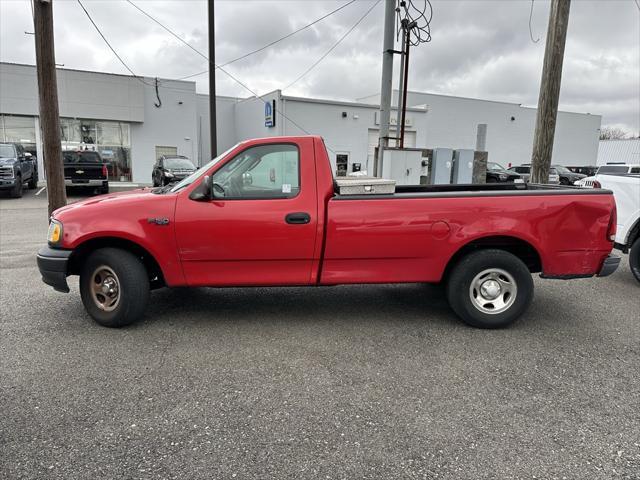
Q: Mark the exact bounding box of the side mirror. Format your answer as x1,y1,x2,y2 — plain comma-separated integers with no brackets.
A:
189,175,212,201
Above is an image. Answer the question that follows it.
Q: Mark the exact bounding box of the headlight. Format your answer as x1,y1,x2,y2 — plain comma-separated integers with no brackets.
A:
165,171,174,178
47,219,63,245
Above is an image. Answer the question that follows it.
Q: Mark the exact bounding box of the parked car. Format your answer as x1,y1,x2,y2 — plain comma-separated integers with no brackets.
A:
63,150,109,194
486,162,522,183
0,142,38,197
567,165,598,177
507,164,560,184
574,164,640,187
38,136,618,330
579,173,640,282
551,165,586,185
152,155,197,186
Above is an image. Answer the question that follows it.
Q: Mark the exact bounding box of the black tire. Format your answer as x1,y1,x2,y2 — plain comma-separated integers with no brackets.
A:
446,249,534,328
100,184,109,195
560,177,570,185
28,173,38,189
486,177,497,183
79,248,149,327
629,238,640,284
10,175,23,198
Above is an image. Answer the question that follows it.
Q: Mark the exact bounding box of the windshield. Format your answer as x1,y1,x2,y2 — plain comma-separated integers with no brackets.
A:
170,143,238,193
0,144,16,158
63,151,102,163
553,165,571,174
598,165,629,174
487,162,506,171
164,157,195,170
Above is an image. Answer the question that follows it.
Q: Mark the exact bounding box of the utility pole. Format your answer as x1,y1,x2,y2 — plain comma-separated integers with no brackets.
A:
208,0,217,158
376,0,396,176
33,0,66,216
530,0,571,184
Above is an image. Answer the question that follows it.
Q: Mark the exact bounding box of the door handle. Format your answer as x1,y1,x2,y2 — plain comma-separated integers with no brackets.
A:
285,212,311,225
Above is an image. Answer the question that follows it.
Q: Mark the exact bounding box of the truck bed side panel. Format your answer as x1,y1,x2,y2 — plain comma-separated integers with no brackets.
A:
321,193,615,284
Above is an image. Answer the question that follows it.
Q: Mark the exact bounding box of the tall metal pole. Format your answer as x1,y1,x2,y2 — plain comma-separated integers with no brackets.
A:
34,0,66,216
376,0,396,175
399,30,411,149
208,0,217,158
395,23,406,147
530,0,571,183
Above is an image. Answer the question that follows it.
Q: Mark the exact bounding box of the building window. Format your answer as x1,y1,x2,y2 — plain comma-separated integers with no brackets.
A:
0,115,37,155
60,118,132,181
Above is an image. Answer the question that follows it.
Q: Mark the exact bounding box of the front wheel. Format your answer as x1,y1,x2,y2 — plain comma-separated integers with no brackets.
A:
80,248,150,327
446,249,534,328
629,238,640,283
10,176,23,198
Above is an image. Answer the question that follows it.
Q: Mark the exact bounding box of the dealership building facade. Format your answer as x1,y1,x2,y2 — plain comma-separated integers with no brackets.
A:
1,62,602,184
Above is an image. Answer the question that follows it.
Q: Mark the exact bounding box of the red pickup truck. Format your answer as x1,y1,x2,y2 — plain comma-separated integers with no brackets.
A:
37,136,619,329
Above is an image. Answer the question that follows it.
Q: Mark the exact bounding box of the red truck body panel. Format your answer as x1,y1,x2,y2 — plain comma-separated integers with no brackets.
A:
52,136,615,288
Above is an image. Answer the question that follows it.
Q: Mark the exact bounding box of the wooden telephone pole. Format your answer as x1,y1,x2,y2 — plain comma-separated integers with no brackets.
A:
208,0,217,158
34,0,66,216
530,0,571,184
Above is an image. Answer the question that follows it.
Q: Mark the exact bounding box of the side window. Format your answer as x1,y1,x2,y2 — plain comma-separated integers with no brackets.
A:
212,144,300,199
630,167,640,174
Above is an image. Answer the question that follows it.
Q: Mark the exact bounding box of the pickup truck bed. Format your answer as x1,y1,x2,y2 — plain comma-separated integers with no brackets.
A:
37,136,619,329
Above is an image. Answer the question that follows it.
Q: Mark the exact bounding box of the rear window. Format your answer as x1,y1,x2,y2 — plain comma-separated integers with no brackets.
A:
165,157,195,169
597,166,629,174
514,166,530,174
63,151,102,163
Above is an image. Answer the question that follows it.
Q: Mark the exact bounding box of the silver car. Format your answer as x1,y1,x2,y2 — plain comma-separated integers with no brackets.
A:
507,165,560,184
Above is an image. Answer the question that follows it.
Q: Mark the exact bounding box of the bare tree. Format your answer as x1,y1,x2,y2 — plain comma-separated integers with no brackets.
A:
599,126,631,140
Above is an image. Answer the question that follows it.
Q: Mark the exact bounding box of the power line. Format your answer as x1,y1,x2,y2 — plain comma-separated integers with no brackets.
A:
118,0,321,143
282,0,382,91
135,0,360,81
529,0,540,43
76,0,154,87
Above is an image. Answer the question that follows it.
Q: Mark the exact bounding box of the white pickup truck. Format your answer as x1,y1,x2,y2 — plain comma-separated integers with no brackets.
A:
589,174,640,282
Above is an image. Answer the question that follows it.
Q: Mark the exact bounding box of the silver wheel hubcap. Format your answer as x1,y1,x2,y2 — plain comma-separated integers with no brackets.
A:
469,268,517,314
90,265,120,312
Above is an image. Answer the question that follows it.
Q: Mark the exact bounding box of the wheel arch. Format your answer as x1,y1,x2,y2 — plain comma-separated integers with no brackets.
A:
443,235,542,281
68,236,165,288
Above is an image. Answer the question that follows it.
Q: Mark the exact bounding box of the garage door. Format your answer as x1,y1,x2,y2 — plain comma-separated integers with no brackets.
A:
367,129,416,171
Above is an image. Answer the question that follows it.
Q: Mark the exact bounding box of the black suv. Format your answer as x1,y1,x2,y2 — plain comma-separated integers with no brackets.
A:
0,142,38,198
152,155,197,186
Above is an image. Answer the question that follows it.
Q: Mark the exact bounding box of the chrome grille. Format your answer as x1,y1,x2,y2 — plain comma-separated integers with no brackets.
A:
0,166,14,179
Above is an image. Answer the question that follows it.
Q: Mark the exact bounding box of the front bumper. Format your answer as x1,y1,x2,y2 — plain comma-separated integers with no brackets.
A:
0,178,17,189
597,254,620,277
37,246,71,292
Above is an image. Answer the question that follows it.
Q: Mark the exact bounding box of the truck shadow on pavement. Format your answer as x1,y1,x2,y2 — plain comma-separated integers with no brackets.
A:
141,283,462,329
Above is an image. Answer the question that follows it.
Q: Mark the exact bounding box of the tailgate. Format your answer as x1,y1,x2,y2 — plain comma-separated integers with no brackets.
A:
64,163,105,181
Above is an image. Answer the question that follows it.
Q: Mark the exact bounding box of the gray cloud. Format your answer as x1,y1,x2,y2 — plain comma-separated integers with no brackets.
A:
0,0,638,133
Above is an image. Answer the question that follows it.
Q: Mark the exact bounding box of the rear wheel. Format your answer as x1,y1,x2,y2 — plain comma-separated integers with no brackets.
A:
28,172,38,189
100,183,109,194
629,238,640,283
80,248,149,327
10,175,23,198
446,249,534,328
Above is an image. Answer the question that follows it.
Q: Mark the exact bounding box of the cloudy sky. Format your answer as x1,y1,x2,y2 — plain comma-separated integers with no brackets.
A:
1,0,639,133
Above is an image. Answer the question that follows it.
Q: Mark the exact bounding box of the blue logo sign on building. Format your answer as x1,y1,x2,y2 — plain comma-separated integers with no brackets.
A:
265,99,276,128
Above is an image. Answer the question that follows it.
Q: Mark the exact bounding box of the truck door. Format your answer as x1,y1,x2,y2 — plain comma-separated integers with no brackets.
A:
175,139,318,286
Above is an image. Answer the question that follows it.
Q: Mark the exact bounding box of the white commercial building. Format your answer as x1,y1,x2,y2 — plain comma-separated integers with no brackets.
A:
1,62,601,184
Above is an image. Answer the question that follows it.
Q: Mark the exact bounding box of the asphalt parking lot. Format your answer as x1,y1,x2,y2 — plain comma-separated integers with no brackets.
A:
1,189,639,479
